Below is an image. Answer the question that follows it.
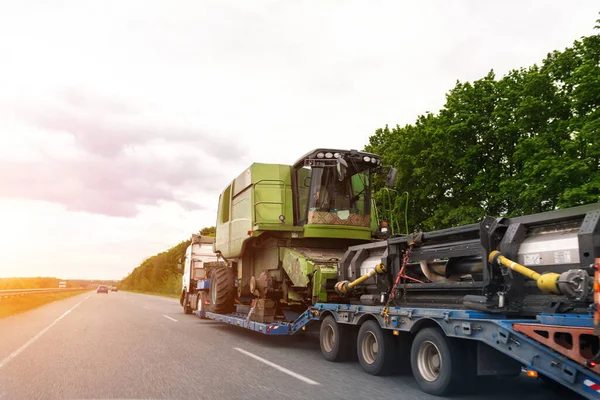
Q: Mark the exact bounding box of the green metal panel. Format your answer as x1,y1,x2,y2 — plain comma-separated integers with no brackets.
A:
280,248,311,287
229,188,252,256
280,247,342,303
313,264,337,303
251,163,293,226
216,163,296,259
303,224,372,240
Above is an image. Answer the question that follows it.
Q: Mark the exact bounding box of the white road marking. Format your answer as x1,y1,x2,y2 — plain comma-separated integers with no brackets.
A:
234,347,320,385
162,314,178,322
0,295,90,370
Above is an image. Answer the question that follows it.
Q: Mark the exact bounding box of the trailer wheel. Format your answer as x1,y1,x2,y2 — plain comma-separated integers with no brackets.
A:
320,315,353,362
208,266,235,314
357,320,396,375
410,327,464,395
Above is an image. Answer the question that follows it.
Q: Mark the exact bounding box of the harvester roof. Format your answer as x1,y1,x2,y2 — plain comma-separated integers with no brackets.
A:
293,148,381,169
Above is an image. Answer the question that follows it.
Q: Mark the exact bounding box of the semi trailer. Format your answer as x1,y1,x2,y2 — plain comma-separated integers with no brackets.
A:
183,148,600,398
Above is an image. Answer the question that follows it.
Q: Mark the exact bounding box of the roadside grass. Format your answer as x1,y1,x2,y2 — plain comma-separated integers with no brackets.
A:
122,290,180,299
0,290,90,319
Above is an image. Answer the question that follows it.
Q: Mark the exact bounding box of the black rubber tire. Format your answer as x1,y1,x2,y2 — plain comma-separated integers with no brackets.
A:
183,292,193,314
357,320,397,375
320,315,353,362
410,327,465,396
208,266,235,314
197,292,207,318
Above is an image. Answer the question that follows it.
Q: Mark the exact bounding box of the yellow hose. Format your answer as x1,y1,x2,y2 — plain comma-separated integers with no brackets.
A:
336,263,387,294
489,250,560,294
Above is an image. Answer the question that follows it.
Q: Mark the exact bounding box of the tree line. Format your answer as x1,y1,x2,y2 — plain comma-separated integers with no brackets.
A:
0,277,69,290
367,18,600,233
119,226,215,295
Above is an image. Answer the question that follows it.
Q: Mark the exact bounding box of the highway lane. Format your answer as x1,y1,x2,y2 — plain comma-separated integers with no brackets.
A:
0,292,579,399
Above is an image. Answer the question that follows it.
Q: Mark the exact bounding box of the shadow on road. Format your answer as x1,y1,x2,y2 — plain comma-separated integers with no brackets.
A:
194,320,582,399
201,321,321,351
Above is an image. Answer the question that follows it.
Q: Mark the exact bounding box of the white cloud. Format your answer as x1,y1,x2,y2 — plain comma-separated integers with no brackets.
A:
0,0,598,278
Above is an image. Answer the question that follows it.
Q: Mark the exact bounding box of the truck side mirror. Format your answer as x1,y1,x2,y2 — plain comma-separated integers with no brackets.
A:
177,257,183,271
385,167,398,188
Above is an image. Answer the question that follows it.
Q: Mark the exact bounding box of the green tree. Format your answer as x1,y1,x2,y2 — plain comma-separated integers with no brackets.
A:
367,17,600,232
200,226,216,236
120,239,190,295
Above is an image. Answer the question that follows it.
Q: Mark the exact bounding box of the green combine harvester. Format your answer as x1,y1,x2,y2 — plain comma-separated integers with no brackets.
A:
209,149,396,317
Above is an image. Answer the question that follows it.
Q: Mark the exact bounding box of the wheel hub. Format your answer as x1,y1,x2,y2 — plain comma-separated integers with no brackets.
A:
417,341,442,382
361,331,378,365
323,325,335,353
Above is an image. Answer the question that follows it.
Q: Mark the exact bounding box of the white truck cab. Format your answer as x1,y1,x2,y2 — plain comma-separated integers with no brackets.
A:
181,234,219,314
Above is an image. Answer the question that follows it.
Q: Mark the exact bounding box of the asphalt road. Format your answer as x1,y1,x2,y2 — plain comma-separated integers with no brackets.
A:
0,292,581,400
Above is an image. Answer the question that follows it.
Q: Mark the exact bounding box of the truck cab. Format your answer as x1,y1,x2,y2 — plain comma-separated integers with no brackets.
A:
181,234,220,314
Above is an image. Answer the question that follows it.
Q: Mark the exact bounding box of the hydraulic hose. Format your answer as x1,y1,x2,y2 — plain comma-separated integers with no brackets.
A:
335,263,387,295
489,250,560,294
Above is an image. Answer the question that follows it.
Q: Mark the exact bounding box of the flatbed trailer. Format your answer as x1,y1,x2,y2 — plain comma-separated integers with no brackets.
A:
200,303,600,399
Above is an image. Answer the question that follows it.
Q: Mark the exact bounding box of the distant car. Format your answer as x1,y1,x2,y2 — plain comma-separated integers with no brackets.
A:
111,286,118,292
97,285,109,294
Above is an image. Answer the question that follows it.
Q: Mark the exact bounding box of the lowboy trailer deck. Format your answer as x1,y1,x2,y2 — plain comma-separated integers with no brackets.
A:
199,277,600,399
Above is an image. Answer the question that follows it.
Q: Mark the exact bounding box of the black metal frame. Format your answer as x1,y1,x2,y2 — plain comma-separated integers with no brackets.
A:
382,203,600,315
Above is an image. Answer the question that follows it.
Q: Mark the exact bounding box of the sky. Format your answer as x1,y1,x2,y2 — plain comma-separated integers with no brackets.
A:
0,1,598,280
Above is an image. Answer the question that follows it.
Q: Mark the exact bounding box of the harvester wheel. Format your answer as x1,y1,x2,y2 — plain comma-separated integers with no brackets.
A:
320,315,353,362
357,320,396,375
208,266,235,314
410,327,464,395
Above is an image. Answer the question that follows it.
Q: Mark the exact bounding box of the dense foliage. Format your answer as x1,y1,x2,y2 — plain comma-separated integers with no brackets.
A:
200,226,216,236
120,226,215,295
366,19,600,232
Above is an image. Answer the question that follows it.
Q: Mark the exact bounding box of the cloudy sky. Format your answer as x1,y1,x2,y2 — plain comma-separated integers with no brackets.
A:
0,1,597,280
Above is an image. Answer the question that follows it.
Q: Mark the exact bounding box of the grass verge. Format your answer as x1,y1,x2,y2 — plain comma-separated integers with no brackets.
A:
0,290,90,319
122,290,180,299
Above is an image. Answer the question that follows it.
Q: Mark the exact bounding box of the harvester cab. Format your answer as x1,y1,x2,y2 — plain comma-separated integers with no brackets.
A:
211,148,394,317
294,149,390,238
